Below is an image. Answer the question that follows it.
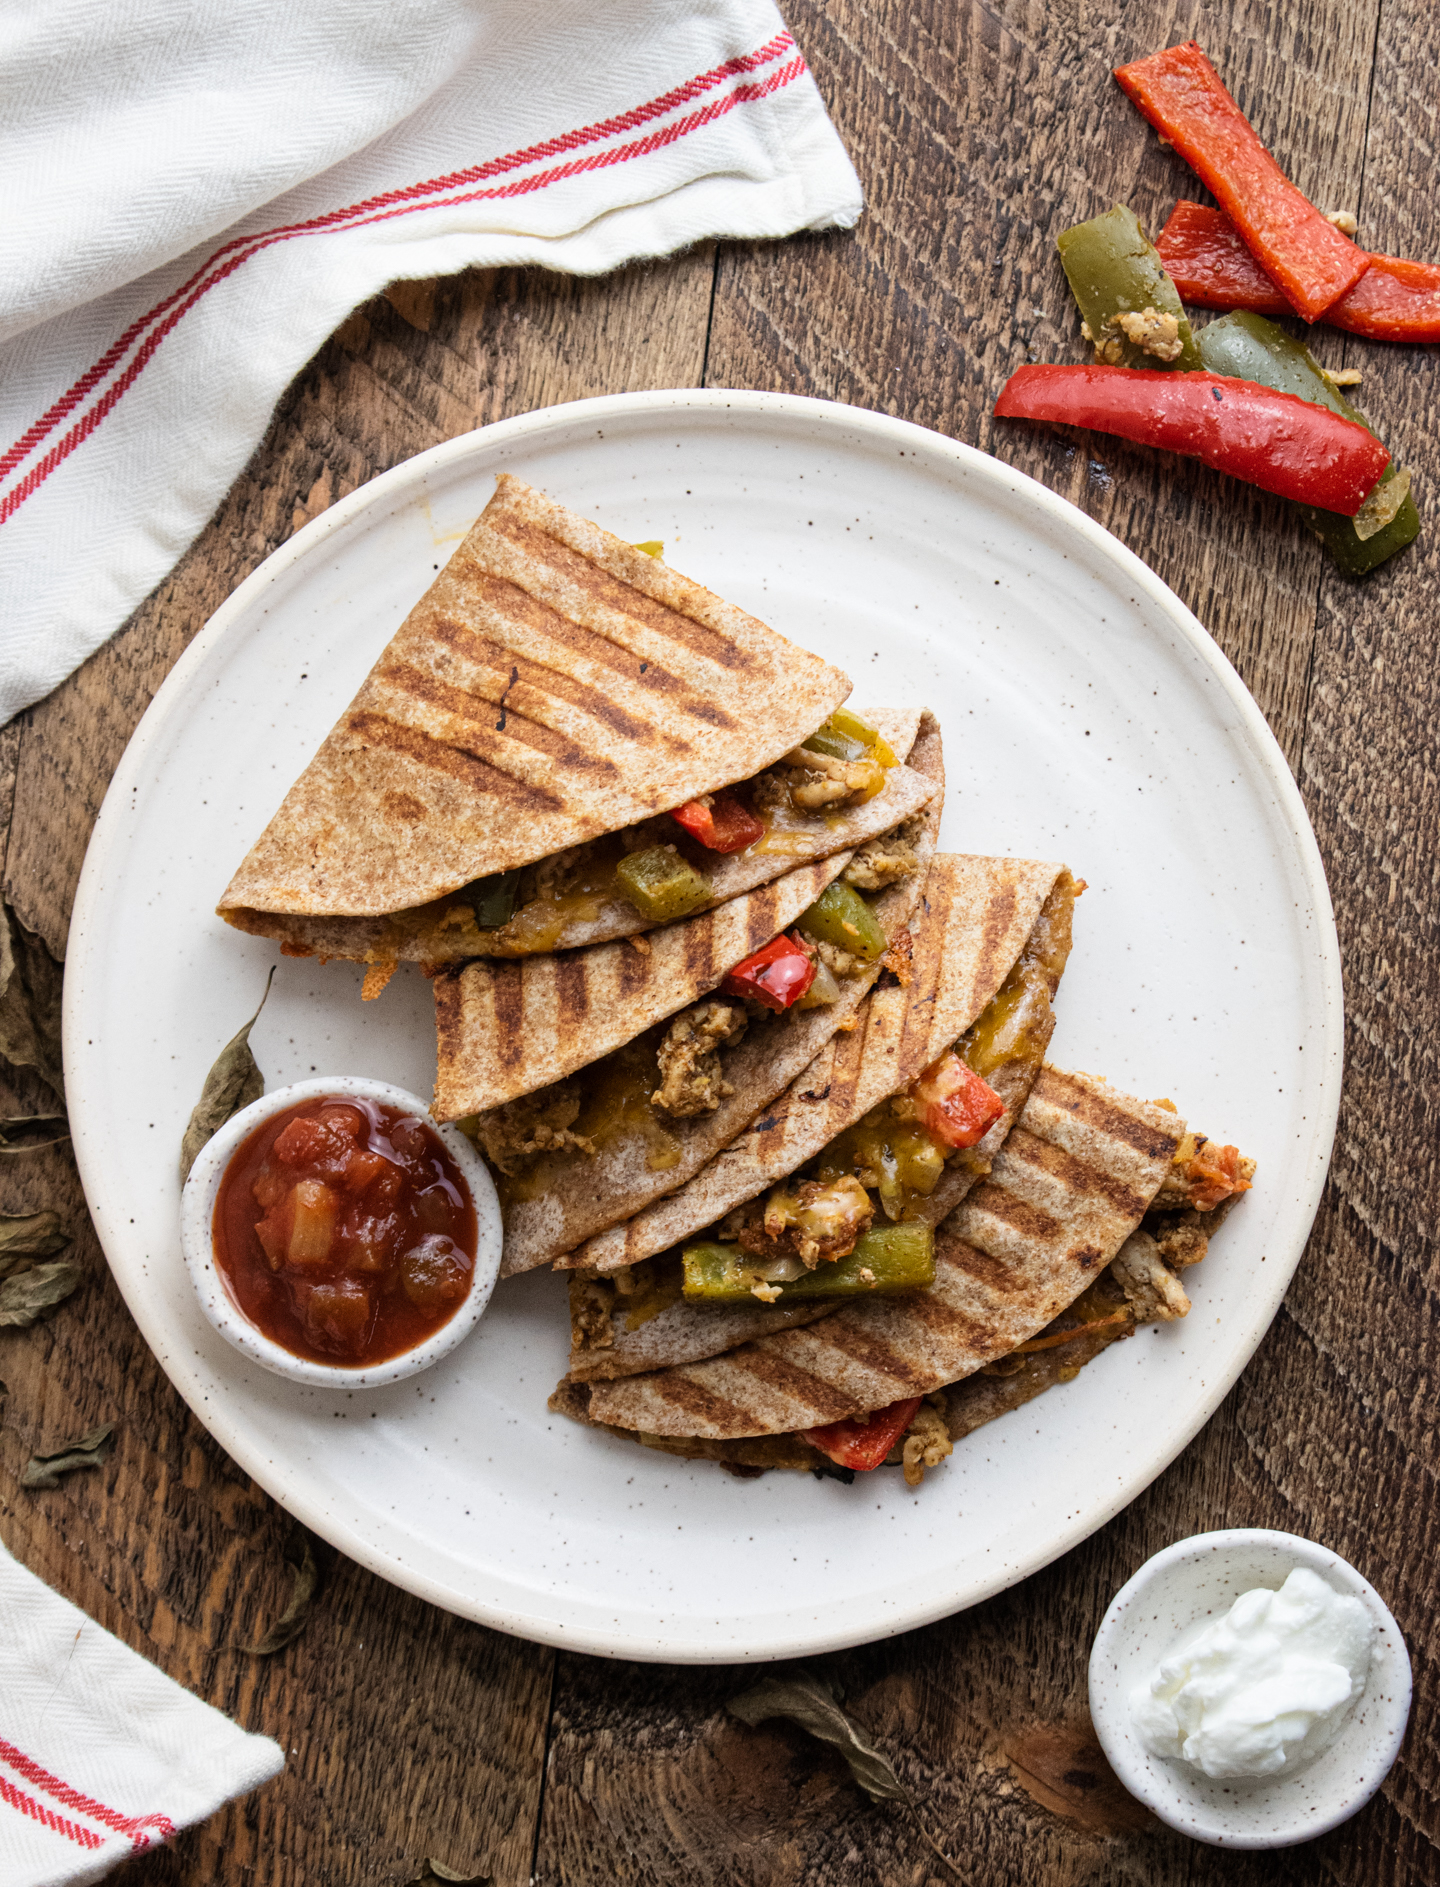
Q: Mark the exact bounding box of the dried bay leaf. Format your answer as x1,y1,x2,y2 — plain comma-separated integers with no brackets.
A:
0,1210,69,1271
0,1260,84,1326
180,969,275,1183
0,901,64,1097
22,1421,115,1488
242,1525,323,1656
409,1863,494,1884
0,1114,70,1155
731,1672,910,1803
730,1669,963,1878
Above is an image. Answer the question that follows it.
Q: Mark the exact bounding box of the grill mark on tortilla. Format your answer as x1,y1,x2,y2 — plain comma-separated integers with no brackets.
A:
1033,1067,1180,1159
969,882,1017,1020
448,560,692,709
746,883,783,956
1003,1126,1153,1220
889,1286,994,1349
346,713,565,808
800,1318,935,1387
964,1180,1062,1244
553,954,590,1030
682,910,720,989
487,515,747,679
378,661,614,773
433,970,462,1078
430,612,653,739
617,941,654,998
937,1235,1021,1292
723,1346,859,1419
651,1374,753,1427
488,962,526,1072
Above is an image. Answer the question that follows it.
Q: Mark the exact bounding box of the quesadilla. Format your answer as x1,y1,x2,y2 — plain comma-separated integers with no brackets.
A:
557,854,1079,1376
219,474,924,963
551,1069,1254,1485
470,735,950,1278
432,712,941,1121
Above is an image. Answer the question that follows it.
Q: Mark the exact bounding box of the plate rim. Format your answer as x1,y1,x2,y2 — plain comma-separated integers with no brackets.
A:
63,387,1344,1661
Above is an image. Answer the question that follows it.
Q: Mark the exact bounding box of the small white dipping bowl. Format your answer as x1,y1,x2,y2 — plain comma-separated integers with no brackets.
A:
180,1075,501,1388
1089,1528,1411,1848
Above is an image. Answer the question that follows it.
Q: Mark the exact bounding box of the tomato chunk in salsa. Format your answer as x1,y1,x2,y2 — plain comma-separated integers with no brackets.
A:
213,1097,477,1366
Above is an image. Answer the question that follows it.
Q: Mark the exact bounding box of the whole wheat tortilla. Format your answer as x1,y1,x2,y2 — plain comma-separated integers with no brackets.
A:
433,713,939,1120
563,854,1067,1277
578,1067,1184,1438
237,706,936,965
493,763,947,1279
219,474,851,920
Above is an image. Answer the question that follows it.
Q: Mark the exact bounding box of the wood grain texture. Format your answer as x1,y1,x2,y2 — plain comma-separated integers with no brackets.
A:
2,0,1437,1882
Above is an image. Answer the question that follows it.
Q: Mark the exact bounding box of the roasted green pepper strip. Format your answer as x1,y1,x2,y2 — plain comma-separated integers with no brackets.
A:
796,881,887,961
1197,312,1420,577
681,1223,935,1303
468,868,523,930
614,846,710,921
1057,204,1201,372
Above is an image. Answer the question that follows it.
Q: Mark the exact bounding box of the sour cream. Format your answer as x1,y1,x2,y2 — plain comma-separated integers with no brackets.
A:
1131,1567,1373,1781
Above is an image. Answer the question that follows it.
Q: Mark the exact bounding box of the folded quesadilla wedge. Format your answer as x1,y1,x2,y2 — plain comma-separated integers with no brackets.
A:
219,473,915,958
223,703,938,967
561,860,1080,1380
432,714,942,1120
552,1156,1253,1480
566,1066,1193,1440
475,739,949,1278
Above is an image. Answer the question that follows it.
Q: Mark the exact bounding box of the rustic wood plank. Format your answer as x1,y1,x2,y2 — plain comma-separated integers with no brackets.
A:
0,247,714,1886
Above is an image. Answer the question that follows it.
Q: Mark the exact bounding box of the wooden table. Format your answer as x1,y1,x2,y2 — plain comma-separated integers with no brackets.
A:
2,1,1435,1880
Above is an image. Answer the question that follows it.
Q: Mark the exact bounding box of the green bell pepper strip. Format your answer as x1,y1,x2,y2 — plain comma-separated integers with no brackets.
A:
1057,204,1201,371
469,868,522,930
796,881,887,961
614,846,710,922
681,1222,935,1303
1196,312,1419,576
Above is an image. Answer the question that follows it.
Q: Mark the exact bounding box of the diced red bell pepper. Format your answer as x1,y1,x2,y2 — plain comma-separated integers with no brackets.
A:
909,1052,1005,1151
803,1396,924,1472
1114,42,1369,322
671,792,765,853
1158,201,1440,344
994,364,1389,516
720,932,816,1012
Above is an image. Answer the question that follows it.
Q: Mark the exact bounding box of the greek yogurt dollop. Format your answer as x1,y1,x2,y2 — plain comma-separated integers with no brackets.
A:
1132,1567,1373,1780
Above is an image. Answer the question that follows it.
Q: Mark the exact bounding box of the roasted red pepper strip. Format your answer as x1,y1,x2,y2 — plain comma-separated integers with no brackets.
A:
720,932,816,1012
909,1051,1004,1151
994,364,1388,516
671,792,765,853
1158,201,1440,344
1114,42,1369,322
803,1396,923,1472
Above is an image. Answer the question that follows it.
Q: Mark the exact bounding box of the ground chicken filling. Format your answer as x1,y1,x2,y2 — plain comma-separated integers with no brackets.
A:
650,1001,748,1118
1082,306,1183,364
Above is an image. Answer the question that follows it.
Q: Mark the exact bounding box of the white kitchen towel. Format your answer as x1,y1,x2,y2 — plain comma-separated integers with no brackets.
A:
0,0,862,725
0,1534,283,1884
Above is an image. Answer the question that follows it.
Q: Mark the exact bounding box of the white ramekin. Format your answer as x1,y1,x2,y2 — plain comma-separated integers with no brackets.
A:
1089,1528,1412,1848
180,1075,501,1388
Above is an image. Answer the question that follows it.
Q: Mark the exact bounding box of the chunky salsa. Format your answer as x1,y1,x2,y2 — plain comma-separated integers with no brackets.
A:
213,1096,477,1366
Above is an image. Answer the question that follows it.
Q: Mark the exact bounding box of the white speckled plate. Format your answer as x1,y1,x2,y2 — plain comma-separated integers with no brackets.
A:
65,391,1341,1662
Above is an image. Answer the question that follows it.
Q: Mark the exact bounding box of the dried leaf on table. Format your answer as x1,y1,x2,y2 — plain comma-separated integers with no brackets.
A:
0,901,64,1098
242,1525,323,1656
731,1671,911,1803
730,1669,964,1878
409,1862,494,1884
21,1422,115,1488
0,1114,70,1155
0,1210,69,1271
0,1260,84,1326
179,969,275,1183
